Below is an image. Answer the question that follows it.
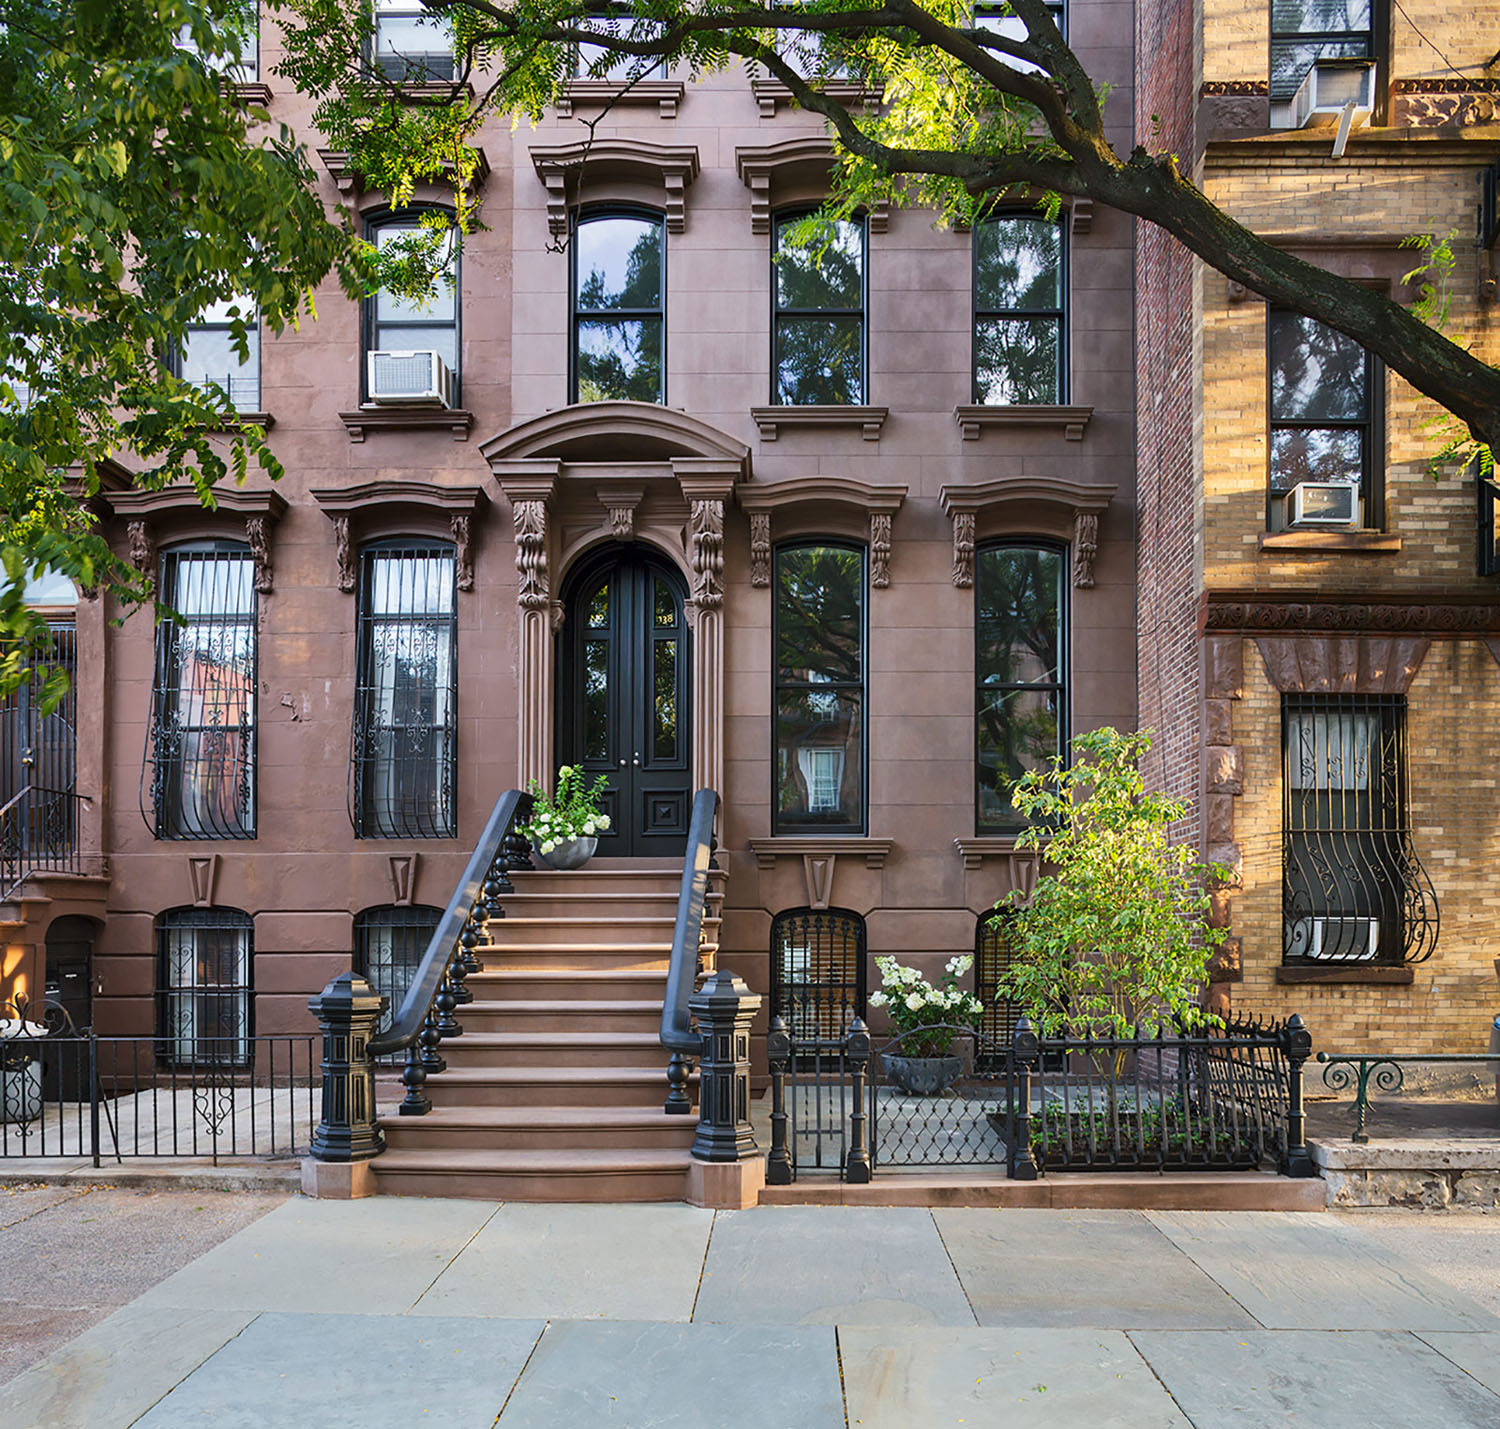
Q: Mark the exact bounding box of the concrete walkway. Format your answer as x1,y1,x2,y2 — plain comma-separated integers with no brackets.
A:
1,1198,1498,1427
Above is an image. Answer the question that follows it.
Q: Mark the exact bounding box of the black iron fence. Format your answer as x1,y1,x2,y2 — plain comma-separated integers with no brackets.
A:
0,999,315,1165
767,1013,1316,1182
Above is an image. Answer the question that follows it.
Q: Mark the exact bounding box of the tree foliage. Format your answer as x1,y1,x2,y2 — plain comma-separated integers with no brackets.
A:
0,0,361,695
998,727,1229,1038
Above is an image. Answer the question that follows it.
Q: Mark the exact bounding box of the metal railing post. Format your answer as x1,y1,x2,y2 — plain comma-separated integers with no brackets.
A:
88,1031,100,1170
1281,1013,1316,1177
844,1017,872,1184
766,1015,792,1186
1009,1016,1040,1181
689,969,762,1163
307,973,387,1163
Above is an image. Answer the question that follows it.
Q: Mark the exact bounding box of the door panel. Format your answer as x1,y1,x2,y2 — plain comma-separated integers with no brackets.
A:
560,550,691,857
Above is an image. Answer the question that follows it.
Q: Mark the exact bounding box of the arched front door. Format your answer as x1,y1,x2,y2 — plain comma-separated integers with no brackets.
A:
559,547,692,857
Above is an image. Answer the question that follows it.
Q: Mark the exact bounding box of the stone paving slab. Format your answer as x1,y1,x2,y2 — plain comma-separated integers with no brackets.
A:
413,1202,715,1322
838,1325,1190,1427
498,1320,845,1428
0,1302,254,1429
1418,1332,1500,1397
135,1312,543,1429
130,1196,499,1315
1148,1211,1500,1331
693,1206,976,1326
933,1208,1257,1329
1130,1329,1500,1427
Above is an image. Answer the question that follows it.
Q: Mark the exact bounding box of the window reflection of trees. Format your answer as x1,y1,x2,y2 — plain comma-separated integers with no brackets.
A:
574,214,665,403
774,216,865,406
975,216,1063,405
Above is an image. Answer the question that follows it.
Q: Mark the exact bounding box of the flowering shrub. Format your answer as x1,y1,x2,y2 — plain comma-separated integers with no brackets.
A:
519,765,611,854
866,954,984,1056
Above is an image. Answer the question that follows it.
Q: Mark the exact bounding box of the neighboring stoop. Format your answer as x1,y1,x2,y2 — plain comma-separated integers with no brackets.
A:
372,862,724,1202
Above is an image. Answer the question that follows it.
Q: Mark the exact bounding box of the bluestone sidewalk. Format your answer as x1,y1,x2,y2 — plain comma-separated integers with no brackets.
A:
1,1198,1498,1427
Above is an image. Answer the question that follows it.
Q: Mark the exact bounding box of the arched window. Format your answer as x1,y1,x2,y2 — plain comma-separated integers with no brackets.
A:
352,541,458,839
364,211,460,404
975,542,1066,832
973,214,1066,405
572,210,666,403
156,906,253,1067
774,542,866,834
770,906,867,1040
354,904,443,1059
773,210,866,405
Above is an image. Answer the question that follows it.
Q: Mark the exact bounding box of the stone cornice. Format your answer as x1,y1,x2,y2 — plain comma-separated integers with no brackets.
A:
738,476,907,588
1201,590,1500,636
530,139,700,234
938,478,1115,589
734,137,889,234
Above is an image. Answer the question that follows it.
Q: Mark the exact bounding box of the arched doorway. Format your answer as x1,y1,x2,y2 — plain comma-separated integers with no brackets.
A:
558,546,691,857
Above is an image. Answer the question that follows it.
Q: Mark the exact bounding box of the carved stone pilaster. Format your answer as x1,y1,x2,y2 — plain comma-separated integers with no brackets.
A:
245,515,274,594
951,511,976,589
1073,511,1099,589
126,520,154,577
331,516,355,593
450,513,474,592
513,500,550,610
749,512,771,588
869,511,893,589
688,498,725,611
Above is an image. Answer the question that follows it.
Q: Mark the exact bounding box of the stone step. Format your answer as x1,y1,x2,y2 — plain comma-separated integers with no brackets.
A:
373,1147,693,1202
419,1064,685,1108
437,1031,665,1071
380,1105,697,1152
476,940,678,973
468,968,669,1000
482,914,710,946
458,999,663,1034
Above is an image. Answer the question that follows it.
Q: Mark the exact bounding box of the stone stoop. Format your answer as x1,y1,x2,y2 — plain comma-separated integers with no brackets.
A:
1312,1139,1500,1209
372,863,723,1203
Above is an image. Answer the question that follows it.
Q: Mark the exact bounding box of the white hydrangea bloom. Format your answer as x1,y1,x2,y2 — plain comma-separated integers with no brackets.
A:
904,992,925,1011
867,991,888,1008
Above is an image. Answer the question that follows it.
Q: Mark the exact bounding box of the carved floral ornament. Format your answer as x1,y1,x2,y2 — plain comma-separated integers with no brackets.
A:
308,482,487,595
108,488,288,593
938,478,1116,590
737,478,908,589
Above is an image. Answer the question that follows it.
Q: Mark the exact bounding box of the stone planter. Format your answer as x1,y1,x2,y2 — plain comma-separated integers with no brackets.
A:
880,1052,963,1096
535,836,598,871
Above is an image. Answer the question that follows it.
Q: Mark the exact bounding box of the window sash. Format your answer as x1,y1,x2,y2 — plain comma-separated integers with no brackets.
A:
365,216,461,393
773,214,866,406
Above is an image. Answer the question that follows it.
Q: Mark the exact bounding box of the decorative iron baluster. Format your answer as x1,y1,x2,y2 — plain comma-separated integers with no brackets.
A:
766,1015,792,1186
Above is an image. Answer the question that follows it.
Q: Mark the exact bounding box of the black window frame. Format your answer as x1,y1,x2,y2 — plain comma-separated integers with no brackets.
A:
370,0,456,83
156,905,254,1069
351,539,459,840
769,906,868,1043
361,208,462,404
972,211,1068,406
1269,0,1377,110
172,298,262,414
1478,456,1500,577
973,539,1068,835
1266,307,1383,531
569,206,667,406
771,208,868,407
354,903,443,1061
974,0,1066,75
772,540,868,836
147,541,258,842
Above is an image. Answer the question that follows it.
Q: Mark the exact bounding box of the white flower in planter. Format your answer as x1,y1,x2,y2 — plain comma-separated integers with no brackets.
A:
540,840,555,854
597,815,611,830
582,821,596,836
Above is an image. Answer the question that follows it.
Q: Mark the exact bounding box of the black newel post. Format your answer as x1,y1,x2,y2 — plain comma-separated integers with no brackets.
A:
308,972,387,1163
1008,1015,1040,1181
689,969,762,1162
1281,1013,1316,1177
845,1017,872,1184
766,1014,792,1186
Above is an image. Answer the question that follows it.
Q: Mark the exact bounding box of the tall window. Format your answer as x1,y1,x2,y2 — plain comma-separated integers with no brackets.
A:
1270,0,1372,111
775,543,865,834
773,213,866,405
353,542,458,839
177,0,259,81
0,613,77,861
770,907,867,1040
1268,310,1378,528
975,543,1065,832
975,1,1065,76
366,214,460,399
1282,695,1437,966
974,216,1065,404
572,212,665,404
148,545,257,840
177,296,260,413
355,904,442,1060
573,13,663,79
157,907,253,1067
373,0,454,82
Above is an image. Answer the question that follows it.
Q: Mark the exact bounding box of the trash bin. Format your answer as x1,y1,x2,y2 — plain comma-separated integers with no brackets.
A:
0,1017,47,1125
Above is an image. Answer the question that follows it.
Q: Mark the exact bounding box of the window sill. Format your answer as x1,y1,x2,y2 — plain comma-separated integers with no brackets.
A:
227,81,272,106
206,411,273,432
750,78,882,118
750,406,887,442
953,836,1017,870
1259,530,1401,554
1275,965,1415,985
749,836,893,870
954,404,1093,442
557,79,685,119
340,407,474,443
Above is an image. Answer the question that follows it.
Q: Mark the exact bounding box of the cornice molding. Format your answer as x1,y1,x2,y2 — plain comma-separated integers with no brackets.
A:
530,139,700,234
318,146,489,202
1201,590,1500,636
310,483,486,594
734,137,889,234
556,78,685,119
748,405,888,441
738,476,907,588
953,404,1094,442
338,407,475,443
938,478,1115,588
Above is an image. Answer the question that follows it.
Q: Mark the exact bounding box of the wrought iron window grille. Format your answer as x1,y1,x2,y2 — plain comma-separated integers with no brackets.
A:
351,542,459,840
355,904,444,1063
144,545,257,841
0,619,78,869
156,907,254,1070
769,907,867,1047
1281,694,1437,967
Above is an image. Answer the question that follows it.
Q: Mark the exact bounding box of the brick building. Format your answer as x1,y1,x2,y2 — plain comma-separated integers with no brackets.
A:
1137,0,1500,1052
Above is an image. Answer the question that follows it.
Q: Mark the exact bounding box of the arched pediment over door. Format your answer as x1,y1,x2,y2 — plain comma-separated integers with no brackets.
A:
481,401,752,806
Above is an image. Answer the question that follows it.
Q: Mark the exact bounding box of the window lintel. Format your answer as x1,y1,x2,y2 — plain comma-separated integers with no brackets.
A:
940,477,1113,588
735,138,889,234
311,481,484,593
531,139,700,235
739,477,906,588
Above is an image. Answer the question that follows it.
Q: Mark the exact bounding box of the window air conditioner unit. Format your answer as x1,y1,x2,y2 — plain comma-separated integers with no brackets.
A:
1288,481,1359,528
1292,58,1375,130
1308,916,1380,962
367,350,453,407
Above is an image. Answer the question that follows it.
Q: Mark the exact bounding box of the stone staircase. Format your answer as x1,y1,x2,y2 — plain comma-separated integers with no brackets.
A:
373,862,724,1202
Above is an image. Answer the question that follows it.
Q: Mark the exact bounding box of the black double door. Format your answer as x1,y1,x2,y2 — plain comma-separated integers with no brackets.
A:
560,548,692,858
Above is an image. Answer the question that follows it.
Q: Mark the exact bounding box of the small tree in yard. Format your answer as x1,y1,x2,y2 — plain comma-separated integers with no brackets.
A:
998,726,1229,1045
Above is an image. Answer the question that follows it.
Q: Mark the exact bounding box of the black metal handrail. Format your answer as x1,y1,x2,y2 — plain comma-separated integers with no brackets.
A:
659,787,719,1115
0,785,91,898
368,786,530,1060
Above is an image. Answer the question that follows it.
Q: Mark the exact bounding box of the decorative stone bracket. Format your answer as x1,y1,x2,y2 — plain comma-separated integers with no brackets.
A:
747,838,894,912
938,477,1115,589
953,404,1094,443
309,482,487,594
738,476,908,588
749,406,888,442
556,79,685,120
735,137,889,235
107,487,288,594
318,146,490,205
531,139,700,235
